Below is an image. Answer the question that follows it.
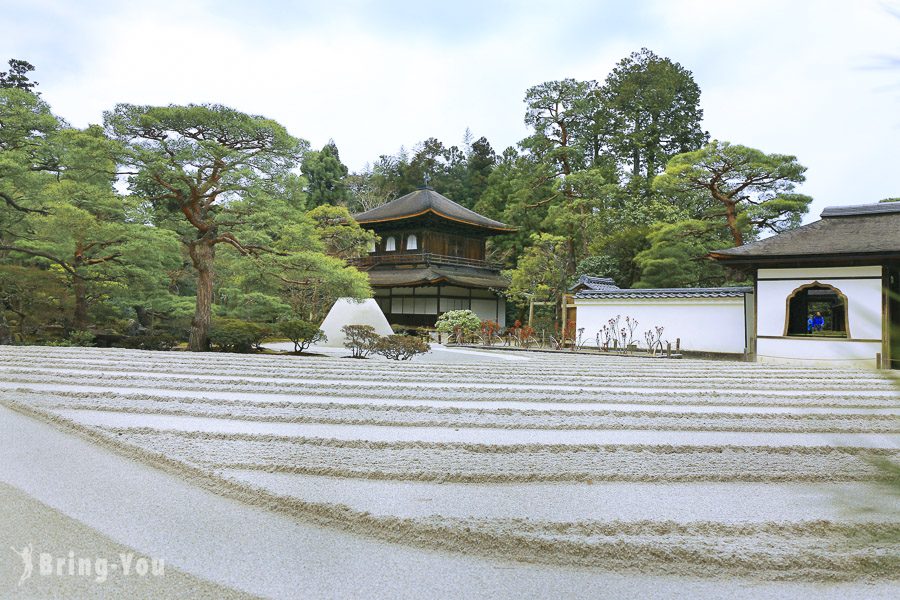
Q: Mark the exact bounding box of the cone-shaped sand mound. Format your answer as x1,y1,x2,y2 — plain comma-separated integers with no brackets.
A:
319,298,393,347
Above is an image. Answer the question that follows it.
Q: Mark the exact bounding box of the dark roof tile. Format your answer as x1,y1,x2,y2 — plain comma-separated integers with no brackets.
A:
353,188,513,231
570,275,621,292
711,203,900,261
575,287,752,299
366,266,510,289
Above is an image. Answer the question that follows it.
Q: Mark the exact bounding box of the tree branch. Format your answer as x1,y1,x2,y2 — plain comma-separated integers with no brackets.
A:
0,245,77,276
0,191,49,215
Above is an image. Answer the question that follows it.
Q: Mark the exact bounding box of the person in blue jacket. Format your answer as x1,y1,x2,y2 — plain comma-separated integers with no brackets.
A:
807,315,815,333
813,312,825,332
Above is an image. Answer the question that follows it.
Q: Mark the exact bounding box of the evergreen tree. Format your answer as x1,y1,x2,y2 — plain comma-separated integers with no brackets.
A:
300,140,350,207
596,48,707,192
0,59,38,92
654,140,811,246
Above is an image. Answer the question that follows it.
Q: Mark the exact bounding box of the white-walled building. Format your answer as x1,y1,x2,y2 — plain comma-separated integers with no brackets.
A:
711,202,900,369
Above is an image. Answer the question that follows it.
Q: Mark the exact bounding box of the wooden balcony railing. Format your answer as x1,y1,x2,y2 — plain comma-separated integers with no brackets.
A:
348,252,503,271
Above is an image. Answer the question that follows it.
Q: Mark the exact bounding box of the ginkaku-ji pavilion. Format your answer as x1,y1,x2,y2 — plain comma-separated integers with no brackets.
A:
350,187,514,327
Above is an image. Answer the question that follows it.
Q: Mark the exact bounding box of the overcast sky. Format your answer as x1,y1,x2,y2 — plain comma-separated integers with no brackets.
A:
3,0,898,219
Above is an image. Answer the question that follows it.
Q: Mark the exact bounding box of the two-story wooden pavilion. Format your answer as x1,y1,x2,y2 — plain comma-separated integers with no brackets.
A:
350,187,514,327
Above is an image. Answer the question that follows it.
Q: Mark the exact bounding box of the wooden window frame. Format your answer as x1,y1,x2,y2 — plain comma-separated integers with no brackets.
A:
783,281,851,339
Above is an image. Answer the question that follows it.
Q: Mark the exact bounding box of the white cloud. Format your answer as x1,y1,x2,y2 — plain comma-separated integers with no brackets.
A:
2,0,897,217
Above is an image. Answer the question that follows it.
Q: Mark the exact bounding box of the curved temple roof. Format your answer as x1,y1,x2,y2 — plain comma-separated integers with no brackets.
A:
353,188,514,232
366,266,510,289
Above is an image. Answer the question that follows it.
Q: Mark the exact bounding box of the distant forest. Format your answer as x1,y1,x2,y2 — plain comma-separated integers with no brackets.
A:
0,50,813,349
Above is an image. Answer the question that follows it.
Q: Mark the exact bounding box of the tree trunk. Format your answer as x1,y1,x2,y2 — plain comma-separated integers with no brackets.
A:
724,201,744,247
189,238,216,351
566,234,577,275
134,305,152,329
0,312,11,345
73,276,88,331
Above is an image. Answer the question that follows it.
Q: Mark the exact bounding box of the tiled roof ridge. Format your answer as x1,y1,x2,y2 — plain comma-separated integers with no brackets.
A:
575,286,752,299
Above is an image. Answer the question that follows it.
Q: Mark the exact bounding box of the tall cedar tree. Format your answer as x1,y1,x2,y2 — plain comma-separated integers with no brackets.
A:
0,59,38,92
300,141,350,207
597,48,707,191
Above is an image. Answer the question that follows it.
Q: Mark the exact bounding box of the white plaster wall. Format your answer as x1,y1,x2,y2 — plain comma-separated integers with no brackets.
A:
756,271,883,340
574,297,748,354
757,338,882,368
755,265,884,368
758,265,882,280
470,297,506,327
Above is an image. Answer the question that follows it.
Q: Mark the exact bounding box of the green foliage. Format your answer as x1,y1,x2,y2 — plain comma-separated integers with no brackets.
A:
597,48,708,187
633,220,728,288
0,264,68,342
345,132,498,212
475,151,555,266
301,141,350,207
209,319,269,353
341,324,380,358
435,309,482,342
0,59,38,92
279,319,326,353
216,288,291,323
654,140,811,246
47,330,95,347
118,332,180,351
879,197,900,203
583,226,651,288
1,89,184,334
521,78,598,176
307,204,379,260
104,102,372,351
506,234,570,306
464,136,497,208
373,334,431,360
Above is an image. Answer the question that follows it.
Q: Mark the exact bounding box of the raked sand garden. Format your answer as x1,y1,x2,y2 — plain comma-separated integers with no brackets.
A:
1,344,899,598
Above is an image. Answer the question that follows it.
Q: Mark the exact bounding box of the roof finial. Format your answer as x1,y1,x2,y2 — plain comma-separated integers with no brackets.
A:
422,172,431,189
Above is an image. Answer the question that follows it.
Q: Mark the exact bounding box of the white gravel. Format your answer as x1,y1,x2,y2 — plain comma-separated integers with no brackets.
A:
1,344,898,588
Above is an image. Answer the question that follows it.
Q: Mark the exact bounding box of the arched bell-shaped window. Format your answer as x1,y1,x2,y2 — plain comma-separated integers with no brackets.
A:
785,282,849,338
406,234,418,251
385,236,396,252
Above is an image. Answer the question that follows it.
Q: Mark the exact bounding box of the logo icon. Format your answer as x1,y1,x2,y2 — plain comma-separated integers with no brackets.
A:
11,544,33,586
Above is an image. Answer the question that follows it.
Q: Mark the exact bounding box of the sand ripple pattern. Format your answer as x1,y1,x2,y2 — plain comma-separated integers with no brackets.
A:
1,346,898,581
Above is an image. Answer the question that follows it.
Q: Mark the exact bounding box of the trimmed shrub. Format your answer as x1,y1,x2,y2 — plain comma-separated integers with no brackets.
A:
374,334,431,360
278,319,326,353
210,319,269,353
118,333,180,351
45,330,96,347
435,309,481,344
341,324,380,358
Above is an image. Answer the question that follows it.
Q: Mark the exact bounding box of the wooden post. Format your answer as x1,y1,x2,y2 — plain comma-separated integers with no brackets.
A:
560,295,567,346
676,338,681,352
667,342,671,358
528,298,534,328
876,353,882,370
